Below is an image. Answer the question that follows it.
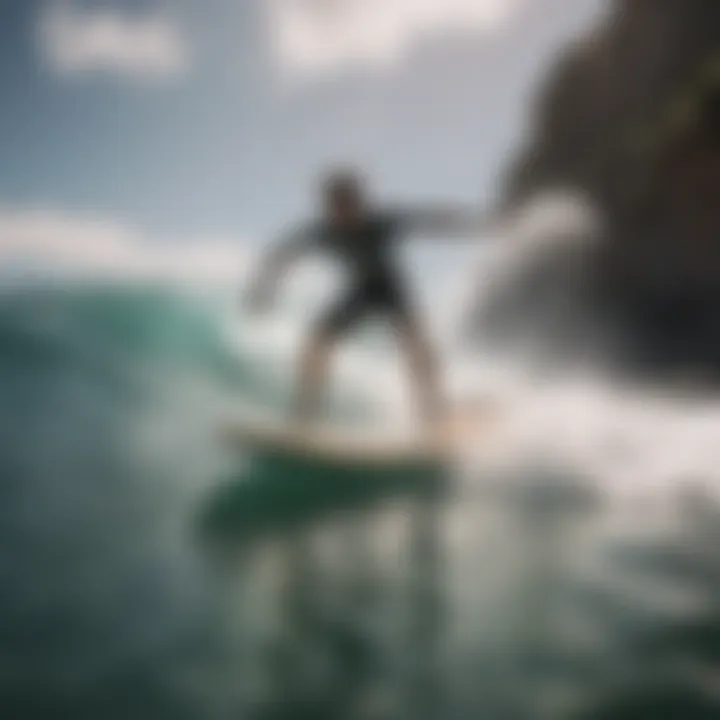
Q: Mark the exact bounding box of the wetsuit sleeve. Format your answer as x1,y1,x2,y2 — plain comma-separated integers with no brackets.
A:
245,223,321,308
391,206,496,239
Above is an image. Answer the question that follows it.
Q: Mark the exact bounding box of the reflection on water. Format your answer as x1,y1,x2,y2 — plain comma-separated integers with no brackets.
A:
199,457,720,720
2,285,720,719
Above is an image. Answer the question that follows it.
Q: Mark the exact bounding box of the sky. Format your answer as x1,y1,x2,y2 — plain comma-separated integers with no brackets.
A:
0,0,605,255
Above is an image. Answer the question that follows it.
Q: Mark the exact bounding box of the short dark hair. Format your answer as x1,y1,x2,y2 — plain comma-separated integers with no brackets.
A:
321,167,364,200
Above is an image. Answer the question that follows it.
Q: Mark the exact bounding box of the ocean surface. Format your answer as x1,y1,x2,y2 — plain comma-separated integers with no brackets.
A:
1,236,720,719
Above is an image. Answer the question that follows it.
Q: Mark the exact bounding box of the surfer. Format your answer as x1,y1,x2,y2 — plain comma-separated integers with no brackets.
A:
246,168,488,427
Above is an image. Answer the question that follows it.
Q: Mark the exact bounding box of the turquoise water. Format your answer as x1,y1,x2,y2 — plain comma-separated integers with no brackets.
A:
0,284,236,717
1,282,719,719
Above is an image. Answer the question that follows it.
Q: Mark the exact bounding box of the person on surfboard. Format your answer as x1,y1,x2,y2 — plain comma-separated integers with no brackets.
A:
245,168,489,427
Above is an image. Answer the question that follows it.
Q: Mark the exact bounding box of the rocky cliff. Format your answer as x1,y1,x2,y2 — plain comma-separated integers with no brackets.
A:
500,0,720,374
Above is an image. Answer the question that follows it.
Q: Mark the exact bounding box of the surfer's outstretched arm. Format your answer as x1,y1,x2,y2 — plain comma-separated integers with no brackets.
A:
245,225,317,311
398,206,502,239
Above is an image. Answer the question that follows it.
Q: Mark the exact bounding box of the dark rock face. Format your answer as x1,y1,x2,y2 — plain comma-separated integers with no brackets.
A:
501,0,720,374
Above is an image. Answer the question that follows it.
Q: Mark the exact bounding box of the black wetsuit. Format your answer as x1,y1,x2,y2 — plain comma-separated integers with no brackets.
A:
264,204,481,338
291,211,416,338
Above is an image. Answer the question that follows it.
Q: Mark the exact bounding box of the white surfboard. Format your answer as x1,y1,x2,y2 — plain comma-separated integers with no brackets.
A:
221,402,498,467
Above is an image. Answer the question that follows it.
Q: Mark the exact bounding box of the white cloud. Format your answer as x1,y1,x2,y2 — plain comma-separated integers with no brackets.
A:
267,0,523,80
0,207,248,284
39,2,190,80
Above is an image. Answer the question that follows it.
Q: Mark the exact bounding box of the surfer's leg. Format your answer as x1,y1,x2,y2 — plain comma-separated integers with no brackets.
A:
293,292,364,422
294,332,335,422
394,311,443,428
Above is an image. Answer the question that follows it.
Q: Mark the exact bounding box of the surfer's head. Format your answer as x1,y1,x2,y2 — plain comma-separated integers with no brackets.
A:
322,168,366,227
